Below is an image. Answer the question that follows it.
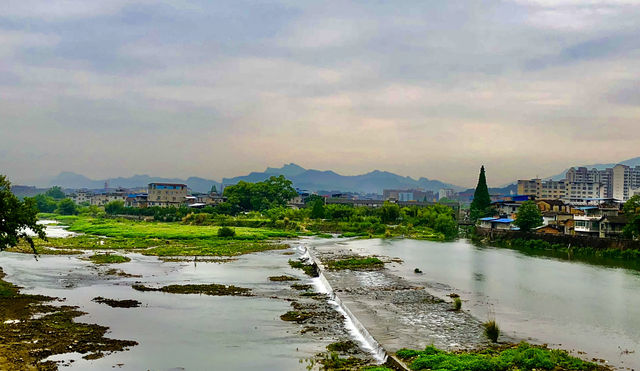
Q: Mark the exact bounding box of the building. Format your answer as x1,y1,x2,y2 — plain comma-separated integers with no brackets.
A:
90,189,128,206
383,189,434,202
125,193,148,208
70,190,93,205
438,188,455,201
147,183,188,207
567,182,604,200
476,217,515,230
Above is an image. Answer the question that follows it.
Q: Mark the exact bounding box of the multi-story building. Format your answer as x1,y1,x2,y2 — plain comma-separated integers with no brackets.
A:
383,189,434,202
90,189,128,206
70,190,93,205
147,183,188,207
438,188,456,200
567,181,604,200
517,179,541,197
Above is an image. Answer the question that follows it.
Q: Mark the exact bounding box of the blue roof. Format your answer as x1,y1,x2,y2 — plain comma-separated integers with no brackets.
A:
576,206,598,210
493,218,514,223
479,217,497,221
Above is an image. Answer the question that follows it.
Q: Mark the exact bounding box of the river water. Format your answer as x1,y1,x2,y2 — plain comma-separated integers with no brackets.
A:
331,238,640,370
0,249,327,370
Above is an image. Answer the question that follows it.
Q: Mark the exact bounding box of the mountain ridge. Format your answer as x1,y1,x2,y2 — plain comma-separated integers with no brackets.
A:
44,164,464,194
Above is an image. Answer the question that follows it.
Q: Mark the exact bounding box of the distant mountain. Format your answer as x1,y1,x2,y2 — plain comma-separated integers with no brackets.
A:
45,164,464,195
548,156,640,180
223,164,464,194
48,172,221,193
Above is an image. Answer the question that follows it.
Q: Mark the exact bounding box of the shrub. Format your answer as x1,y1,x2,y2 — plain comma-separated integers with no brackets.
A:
483,320,500,342
453,297,462,311
217,226,236,238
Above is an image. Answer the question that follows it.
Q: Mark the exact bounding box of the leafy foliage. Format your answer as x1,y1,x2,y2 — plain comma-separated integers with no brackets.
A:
56,198,78,215
217,226,236,237
223,175,297,212
0,175,45,252
514,201,542,232
397,342,603,371
623,195,640,239
44,186,66,200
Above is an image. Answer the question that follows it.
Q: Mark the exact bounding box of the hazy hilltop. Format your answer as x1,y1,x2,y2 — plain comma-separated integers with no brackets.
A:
42,164,463,194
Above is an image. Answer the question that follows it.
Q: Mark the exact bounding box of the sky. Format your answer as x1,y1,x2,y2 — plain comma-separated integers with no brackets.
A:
1,0,639,188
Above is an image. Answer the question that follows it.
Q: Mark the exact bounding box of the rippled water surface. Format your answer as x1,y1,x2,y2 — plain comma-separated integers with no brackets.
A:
336,238,640,369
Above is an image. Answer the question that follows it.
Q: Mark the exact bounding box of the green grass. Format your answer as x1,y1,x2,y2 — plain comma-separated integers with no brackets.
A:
484,320,500,343
396,343,606,371
66,217,297,240
142,241,289,257
453,297,462,311
325,257,384,270
87,254,131,264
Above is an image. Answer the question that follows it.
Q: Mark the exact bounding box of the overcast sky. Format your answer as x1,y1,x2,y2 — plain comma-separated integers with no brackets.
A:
1,0,639,188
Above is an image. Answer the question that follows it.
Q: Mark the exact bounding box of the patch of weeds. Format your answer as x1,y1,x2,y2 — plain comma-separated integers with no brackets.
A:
326,340,357,353
452,297,462,311
88,254,130,264
483,319,500,343
289,259,320,277
280,311,314,323
319,352,368,370
92,297,141,308
300,292,321,297
132,283,252,296
269,275,299,282
102,269,141,278
291,283,312,290
325,257,384,270
396,342,608,370
414,268,423,274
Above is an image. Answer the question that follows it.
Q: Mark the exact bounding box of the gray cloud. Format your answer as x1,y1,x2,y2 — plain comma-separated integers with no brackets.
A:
0,0,639,187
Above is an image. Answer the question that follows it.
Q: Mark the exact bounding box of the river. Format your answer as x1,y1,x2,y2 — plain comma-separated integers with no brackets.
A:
326,237,640,369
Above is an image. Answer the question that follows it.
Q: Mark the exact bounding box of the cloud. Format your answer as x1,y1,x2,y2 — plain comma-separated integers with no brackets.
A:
0,0,639,187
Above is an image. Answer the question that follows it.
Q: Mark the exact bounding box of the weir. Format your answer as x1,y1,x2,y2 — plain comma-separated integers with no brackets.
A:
297,244,389,364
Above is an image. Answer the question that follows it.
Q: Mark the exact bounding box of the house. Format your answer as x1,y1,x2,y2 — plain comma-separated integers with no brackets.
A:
477,217,515,230
599,215,629,238
147,183,188,207
535,224,564,235
536,200,570,213
125,193,148,208
90,189,128,206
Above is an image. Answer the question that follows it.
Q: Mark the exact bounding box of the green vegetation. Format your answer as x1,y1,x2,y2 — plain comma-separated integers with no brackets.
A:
280,310,314,322
88,253,131,264
470,166,493,222
217,226,236,237
396,342,606,371
223,175,298,212
45,186,66,199
289,259,320,277
291,283,312,290
92,297,141,308
325,257,384,270
623,195,640,239
318,353,369,370
132,283,252,296
514,201,543,232
453,297,462,311
0,175,45,252
484,319,500,343
56,198,78,215
269,275,299,281
327,340,357,352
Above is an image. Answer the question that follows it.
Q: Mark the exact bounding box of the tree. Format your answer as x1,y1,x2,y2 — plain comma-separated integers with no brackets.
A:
310,198,325,219
514,201,542,232
380,202,400,224
470,166,492,222
223,176,297,212
105,200,125,215
56,198,78,215
31,194,58,213
45,186,66,200
0,175,45,252
623,195,640,239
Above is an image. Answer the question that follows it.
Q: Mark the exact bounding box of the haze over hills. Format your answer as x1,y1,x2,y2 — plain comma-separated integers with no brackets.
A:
41,164,464,194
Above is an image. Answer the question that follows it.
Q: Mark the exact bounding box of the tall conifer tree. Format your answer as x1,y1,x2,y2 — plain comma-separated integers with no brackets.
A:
470,166,492,221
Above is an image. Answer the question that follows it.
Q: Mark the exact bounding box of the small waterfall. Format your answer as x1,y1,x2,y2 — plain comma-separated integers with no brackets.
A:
297,244,388,364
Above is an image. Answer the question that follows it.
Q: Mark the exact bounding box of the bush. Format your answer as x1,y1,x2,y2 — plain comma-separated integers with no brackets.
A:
217,226,236,238
484,320,500,342
453,297,462,311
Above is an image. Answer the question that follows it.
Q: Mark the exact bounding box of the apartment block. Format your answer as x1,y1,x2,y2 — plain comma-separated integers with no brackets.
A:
147,183,188,207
